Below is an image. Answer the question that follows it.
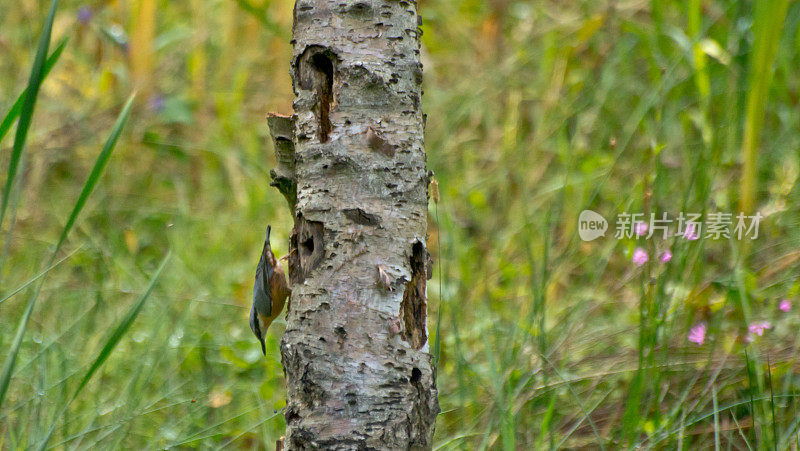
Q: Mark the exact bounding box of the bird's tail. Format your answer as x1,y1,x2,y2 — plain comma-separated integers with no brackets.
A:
260,225,273,260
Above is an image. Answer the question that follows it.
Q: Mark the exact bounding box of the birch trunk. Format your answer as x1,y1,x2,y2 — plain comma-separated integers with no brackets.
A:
269,0,439,448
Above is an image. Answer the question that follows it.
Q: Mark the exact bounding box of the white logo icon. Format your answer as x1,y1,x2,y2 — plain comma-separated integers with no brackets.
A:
578,210,608,241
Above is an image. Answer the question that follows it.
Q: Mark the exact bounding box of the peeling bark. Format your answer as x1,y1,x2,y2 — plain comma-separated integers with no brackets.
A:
270,0,439,448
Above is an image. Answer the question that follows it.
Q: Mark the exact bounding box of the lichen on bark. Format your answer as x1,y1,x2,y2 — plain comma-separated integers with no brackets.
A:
271,0,439,448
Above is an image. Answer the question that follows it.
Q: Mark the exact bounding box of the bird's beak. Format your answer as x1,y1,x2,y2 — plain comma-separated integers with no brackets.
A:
260,339,266,356
266,225,271,242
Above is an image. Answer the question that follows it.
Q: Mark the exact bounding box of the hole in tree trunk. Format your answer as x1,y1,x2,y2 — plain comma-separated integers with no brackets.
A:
400,240,428,349
410,367,422,384
293,216,324,283
314,54,333,142
297,46,336,143
285,407,300,424
301,236,314,255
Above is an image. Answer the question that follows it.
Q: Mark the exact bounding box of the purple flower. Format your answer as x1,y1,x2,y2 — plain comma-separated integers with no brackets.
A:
632,247,648,266
684,223,699,241
748,321,772,336
634,221,648,237
779,299,791,312
660,250,672,263
148,94,166,113
77,6,93,24
688,322,706,345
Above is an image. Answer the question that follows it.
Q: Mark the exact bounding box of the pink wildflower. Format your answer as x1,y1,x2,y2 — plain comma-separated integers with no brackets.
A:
632,248,648,266
660,250,672,263
684,223,699,240
748,321,772,336
634,222,648,237
688,322,706,345
779,300,791,312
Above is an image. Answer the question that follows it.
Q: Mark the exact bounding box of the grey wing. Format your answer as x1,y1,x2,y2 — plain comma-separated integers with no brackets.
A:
253,254,273,316
249,304,258,335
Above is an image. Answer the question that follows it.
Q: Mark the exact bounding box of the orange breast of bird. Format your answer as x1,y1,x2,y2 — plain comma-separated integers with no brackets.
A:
267,264,290,324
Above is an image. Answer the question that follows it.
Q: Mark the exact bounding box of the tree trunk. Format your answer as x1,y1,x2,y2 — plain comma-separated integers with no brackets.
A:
269,0,439,448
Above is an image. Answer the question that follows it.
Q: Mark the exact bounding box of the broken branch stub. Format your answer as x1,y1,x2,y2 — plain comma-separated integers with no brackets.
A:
267,113,297,213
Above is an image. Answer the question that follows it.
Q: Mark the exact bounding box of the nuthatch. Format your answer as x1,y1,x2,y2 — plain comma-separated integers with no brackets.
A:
249,225,291,355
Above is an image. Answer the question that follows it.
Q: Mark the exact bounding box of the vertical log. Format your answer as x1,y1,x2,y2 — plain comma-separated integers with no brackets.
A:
274,0,438,448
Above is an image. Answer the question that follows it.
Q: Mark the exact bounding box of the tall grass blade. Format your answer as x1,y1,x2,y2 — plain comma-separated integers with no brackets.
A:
0,94,134,411
622,367,644,445
730,412,753,451
130,0,156,97
794,386,799,447
744,349,758,447
0,0,59,233
0,37,68,146
713,384,720,451
432,201,442,371
37,252,170,450
52,94,135,252
739,0,790,215
766,355,777,450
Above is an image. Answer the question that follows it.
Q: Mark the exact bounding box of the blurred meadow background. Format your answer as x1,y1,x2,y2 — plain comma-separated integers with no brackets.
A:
2,0,800,448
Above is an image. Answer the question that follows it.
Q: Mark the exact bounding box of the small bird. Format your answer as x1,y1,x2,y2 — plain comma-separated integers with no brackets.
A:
249,225,291,355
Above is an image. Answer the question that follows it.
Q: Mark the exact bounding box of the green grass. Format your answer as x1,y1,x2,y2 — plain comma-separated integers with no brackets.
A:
37,251,169,450
0,37,67,147
0,88,135,413
0,0,60,411
0,0,59,240
2,0,800,448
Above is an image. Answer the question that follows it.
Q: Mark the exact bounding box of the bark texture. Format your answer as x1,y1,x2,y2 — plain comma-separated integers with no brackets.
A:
275,0,438,449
